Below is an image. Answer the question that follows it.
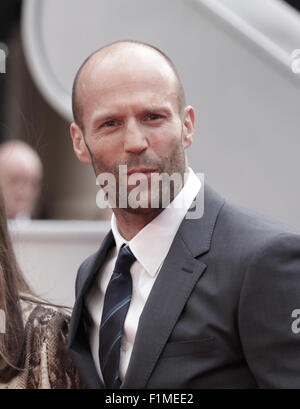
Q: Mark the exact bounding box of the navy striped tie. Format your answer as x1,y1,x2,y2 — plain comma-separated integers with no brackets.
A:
99,246,136,388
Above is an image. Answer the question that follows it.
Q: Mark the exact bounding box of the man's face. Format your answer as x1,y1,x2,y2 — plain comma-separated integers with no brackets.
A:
71,47,194,212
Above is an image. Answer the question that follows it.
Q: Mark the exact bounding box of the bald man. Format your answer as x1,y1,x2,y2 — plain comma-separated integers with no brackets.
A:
68,40,300,389
0,140,42,219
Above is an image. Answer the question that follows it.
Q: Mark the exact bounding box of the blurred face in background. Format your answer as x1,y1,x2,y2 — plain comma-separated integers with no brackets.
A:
0,142,42,219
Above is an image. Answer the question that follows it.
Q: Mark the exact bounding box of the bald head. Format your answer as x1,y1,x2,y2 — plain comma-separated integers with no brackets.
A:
0,140,41,168
72,40,186,131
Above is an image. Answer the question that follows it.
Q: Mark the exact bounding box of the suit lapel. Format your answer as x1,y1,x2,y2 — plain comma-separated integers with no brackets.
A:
68,230,115,389
122,184,225,388
121,232,206,389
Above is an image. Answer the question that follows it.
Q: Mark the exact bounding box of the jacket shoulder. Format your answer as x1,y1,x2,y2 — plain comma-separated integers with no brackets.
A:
75,229,114,298
75,250,102,298
217,198,299,246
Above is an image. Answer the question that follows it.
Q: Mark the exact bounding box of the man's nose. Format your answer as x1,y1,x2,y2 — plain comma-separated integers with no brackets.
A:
124,119,148,154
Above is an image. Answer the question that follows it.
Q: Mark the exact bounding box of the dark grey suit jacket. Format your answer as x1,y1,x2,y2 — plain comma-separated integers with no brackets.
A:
68,184,300,388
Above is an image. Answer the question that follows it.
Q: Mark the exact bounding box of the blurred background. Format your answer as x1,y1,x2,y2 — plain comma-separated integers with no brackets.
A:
0,0,107,220
1,0,300,305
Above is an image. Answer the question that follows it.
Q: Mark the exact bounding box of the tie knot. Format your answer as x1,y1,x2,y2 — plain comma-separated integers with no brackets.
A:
115,246,136,271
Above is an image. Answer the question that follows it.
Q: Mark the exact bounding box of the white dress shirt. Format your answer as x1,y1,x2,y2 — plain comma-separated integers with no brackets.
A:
85,167,201,382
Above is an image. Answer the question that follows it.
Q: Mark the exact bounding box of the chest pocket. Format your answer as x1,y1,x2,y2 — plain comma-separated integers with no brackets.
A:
161,336,215,358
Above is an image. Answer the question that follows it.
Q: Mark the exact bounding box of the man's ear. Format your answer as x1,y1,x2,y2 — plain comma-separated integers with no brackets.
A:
182,105,195,150
70,122,92,164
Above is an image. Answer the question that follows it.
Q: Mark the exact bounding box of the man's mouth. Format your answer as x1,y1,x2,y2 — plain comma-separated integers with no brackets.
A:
127,167,159,176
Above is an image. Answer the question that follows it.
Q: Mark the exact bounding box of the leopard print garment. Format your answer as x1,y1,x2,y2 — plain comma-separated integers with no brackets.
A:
0,297,85,389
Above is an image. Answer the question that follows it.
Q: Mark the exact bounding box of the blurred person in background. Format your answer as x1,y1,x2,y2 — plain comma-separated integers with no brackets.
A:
0,140,42,219
0,188,84,388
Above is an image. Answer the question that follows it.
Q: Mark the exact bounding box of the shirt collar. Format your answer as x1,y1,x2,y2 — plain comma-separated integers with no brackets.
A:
111,167,201,277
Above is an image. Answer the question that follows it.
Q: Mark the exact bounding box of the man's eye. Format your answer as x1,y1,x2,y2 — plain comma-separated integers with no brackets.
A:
103,120,118,127
145,113,162,121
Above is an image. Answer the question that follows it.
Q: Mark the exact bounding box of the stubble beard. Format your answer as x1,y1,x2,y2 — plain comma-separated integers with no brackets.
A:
90,133,187,215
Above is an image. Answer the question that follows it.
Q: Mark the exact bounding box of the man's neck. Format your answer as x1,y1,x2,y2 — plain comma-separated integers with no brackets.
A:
112,208,163,241
112,166,190,241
